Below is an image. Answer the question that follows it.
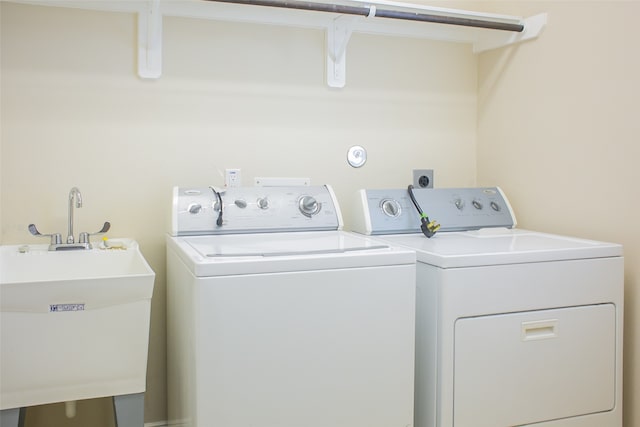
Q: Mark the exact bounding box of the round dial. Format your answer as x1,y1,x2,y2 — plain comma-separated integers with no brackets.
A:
257,197,270,210
188,203,202,214
299,196,321,217
381,199,401,218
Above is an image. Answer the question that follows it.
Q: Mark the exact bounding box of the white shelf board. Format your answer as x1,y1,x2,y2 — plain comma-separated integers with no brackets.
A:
5,0,547,86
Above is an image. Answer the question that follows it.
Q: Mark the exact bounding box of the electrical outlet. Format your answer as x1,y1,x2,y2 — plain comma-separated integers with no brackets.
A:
225,169,241,187
413,169,434,188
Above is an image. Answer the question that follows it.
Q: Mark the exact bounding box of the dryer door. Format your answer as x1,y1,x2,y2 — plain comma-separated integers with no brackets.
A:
453,304,616,427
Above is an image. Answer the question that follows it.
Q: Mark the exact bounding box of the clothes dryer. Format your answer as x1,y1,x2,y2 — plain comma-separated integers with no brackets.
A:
167,185,416,427
353,187,623,427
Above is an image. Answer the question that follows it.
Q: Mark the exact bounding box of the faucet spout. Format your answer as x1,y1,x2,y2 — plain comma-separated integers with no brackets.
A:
67,187,83,243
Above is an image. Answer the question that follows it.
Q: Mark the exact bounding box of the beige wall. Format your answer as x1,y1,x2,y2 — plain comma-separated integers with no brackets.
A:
3,1,638,426
1,2,478,425
477,1,640,426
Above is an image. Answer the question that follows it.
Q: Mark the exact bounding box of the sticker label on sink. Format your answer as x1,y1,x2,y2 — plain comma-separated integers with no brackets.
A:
49,304,85,313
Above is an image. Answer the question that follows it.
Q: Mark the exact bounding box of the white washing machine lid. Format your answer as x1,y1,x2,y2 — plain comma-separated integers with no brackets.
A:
166,231,415,276
378,228,622,268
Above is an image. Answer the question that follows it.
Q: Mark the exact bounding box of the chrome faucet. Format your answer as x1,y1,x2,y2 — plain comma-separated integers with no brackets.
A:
28,187,110,251
67,187,83,244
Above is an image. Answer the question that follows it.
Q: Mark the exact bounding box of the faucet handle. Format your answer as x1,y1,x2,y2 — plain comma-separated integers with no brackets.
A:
93,221,111,235
78,222,111,244
28,224,62,246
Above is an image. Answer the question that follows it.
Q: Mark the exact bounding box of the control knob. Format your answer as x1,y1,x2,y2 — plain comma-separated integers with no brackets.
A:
381,199,401,217
299,196,321,217
188,203,202,214
257,197,270,210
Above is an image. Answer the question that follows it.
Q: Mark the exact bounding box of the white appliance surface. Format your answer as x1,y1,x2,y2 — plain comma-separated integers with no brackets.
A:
454,303,616,427
167,185,417,427
168,230,414,276
352,187,624,427
382,228,622,267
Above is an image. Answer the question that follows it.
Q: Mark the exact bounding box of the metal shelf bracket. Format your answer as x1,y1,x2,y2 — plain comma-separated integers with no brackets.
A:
138,0,162,79
326,15,357,88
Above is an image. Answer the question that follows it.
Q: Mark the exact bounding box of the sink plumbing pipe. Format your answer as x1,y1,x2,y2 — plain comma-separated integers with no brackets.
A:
65,400,77,418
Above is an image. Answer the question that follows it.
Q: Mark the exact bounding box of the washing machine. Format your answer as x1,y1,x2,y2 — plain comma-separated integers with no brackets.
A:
166,185,416,427
352,186,624,427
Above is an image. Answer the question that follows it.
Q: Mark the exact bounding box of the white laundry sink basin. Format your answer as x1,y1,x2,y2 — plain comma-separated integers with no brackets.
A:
0,239,155,410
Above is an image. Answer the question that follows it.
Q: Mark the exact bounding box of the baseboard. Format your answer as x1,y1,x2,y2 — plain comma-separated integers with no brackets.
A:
145,421,168,427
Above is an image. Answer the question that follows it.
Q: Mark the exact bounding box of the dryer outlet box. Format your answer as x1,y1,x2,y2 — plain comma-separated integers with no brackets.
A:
413,169,434,188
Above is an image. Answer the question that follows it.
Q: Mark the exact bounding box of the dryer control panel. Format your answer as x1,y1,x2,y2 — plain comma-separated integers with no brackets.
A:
353,187,516,235
171,185,343,236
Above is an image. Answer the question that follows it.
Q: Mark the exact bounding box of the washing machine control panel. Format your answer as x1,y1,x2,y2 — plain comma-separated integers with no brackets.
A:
353,187,516,235
171,185,343,235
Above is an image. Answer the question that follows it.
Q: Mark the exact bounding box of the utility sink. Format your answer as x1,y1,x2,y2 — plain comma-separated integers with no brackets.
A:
0,239,155,411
